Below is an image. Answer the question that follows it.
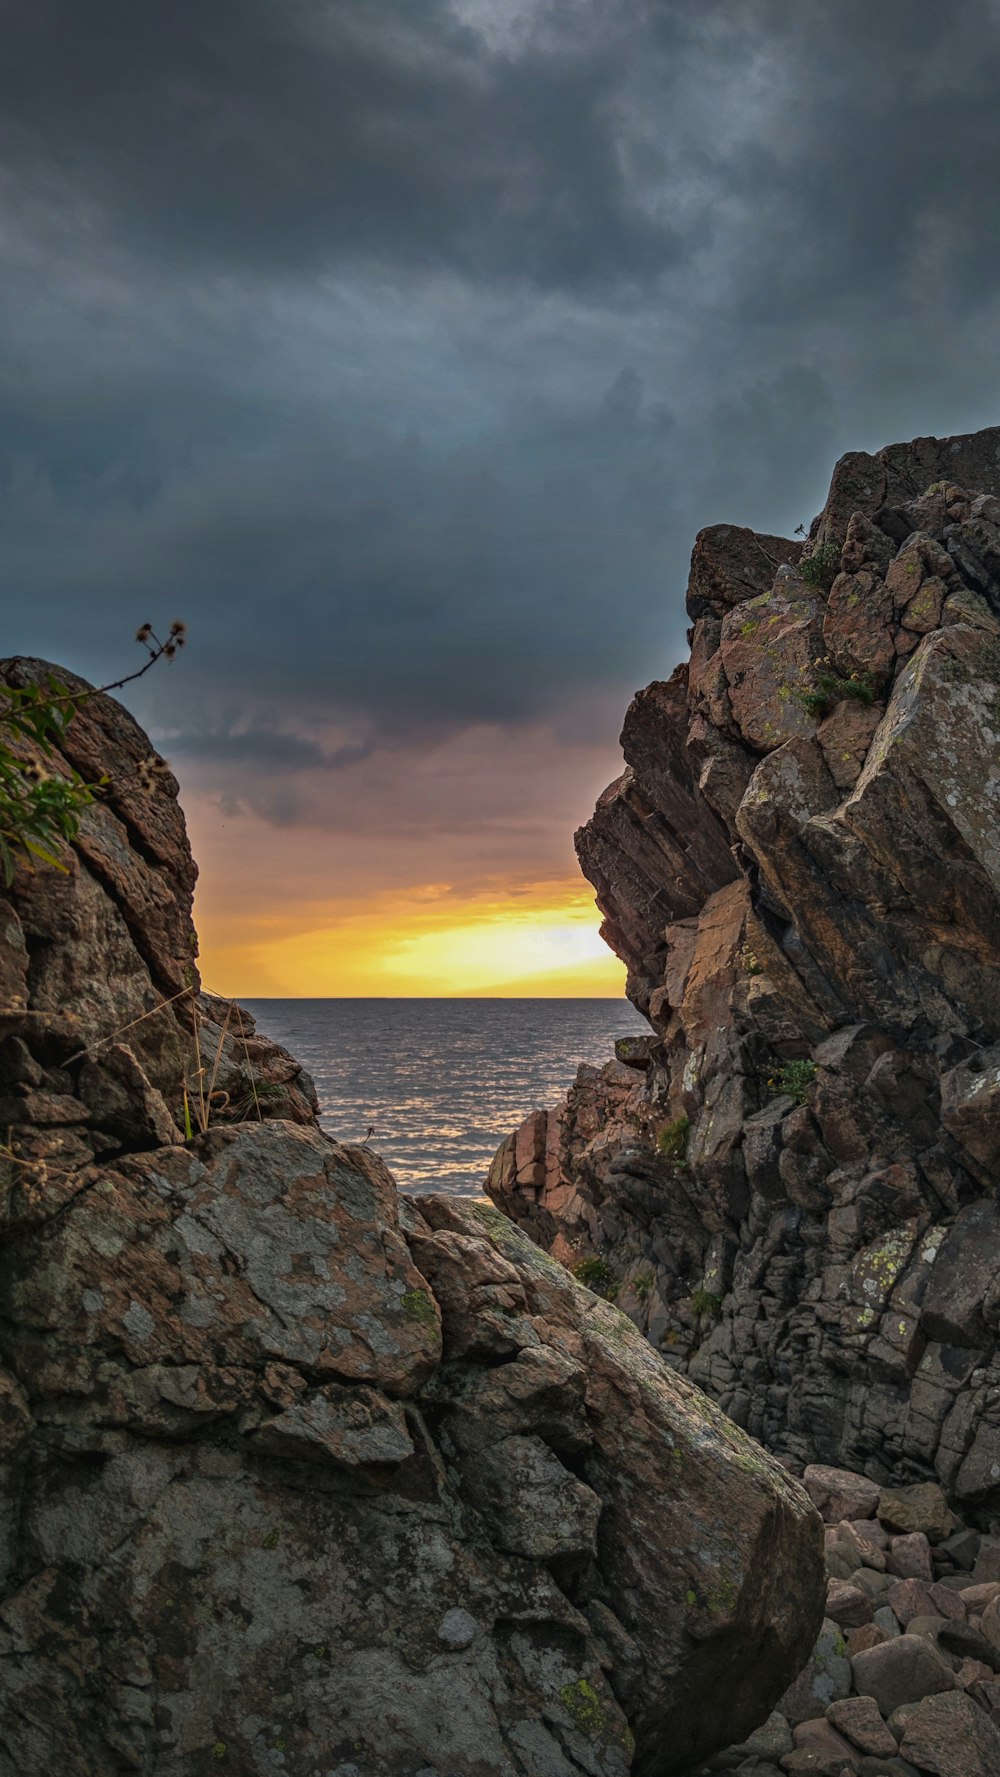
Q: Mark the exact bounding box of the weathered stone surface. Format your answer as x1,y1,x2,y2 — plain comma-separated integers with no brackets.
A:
887,1535,934,1583
826,1582,873,1628
851,1636,955,1717
0,1165,826,1777
898,1688,1000,1776
487,425,1000,1515
0,657,319,1203
939,1049,1000,1168
877,1483,958,1544
780,1618,854,1723
686,523,804,620
826,1695,897,1758
807,1468,881,1524
787,1716,861,1773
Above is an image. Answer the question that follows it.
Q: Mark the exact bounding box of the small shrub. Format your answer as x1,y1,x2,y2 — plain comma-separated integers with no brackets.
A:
739,946,763,977
798,654,876,721
770,1058,817,1104
689,1289,724,1317
572,1256,613,1290
657,1114,690,1166
634,1273,654,1302
799,540,841,591
0,623,186,886
797,687,829,720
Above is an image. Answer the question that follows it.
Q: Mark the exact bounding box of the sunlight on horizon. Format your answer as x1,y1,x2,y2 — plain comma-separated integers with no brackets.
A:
197,883,627,998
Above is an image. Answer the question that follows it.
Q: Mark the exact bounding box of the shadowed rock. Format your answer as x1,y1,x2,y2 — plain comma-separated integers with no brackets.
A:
487,425,1000,1517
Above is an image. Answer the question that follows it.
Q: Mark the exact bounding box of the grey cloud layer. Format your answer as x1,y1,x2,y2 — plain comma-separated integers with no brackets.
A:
4,0,1000,823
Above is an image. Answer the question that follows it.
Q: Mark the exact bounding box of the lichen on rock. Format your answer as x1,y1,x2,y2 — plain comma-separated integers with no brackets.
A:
487,423,1000,1522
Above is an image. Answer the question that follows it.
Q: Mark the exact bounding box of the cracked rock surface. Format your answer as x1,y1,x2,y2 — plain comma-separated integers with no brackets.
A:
0,665,824,1773
486,425,1000,1514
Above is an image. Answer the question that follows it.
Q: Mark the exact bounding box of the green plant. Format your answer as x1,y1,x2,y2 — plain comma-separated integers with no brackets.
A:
798,654,875,721
798,687,829,720
0,623,186,886
0,680,106,885
739,946,762,977
572,1256,613,1290
689,1289,724,1317
657,1114,690,1166
634,1273,654,1302
770,1058,817,1104
799,540,841,591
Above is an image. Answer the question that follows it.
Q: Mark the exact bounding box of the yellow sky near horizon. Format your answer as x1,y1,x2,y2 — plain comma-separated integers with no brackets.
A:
195,877,627,999
182,744,630,998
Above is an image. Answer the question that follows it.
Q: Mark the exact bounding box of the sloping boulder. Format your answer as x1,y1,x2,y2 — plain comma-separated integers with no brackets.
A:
0,1123,824,1775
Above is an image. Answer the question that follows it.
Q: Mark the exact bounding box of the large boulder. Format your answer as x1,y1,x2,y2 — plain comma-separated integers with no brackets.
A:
0,1123,824,1775
0,662,825,1773
487,426,1000,1516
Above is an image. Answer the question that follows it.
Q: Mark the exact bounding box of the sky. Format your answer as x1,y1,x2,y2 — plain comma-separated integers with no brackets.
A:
5,0,1000,995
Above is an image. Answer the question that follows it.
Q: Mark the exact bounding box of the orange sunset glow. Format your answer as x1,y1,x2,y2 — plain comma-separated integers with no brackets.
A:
195,878,625,998
178,726,633,1000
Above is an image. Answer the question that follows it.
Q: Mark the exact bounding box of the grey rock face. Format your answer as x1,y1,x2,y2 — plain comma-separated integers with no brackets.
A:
486,426,1000,1518
0,1135,825,1777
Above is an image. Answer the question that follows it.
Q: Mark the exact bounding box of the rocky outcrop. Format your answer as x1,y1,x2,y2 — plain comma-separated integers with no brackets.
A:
0,655,318,1210
487,426,1000,1515
0,662,825,1772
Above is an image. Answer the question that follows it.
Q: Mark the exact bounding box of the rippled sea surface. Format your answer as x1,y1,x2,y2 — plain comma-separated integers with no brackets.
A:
243,998,647,1195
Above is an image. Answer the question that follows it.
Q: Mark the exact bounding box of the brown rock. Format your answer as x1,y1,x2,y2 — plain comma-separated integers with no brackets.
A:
826,1695,898,1757
878,1483,959,1545
805,1469,881,1525
849,1623,892,1656
898,1689,1000,1776
0,1113,828,1777
488,423,1000,1541
789,1716,862,1772
962,1581,1000,1613
827,1581,874,1628
850,1635,955,1716
720,573,826,753
979,1595,1000,1649
686,522,803,620
885,1580,936,1627
823,569,896,684
887,1534,934,1583
940,1050,1000,1172
815,696,884,789
972,1538,1000,1584
927,1582,967,1622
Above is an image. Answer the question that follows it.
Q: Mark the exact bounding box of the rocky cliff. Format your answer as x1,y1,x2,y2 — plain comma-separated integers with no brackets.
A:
0,662,824,1772
488,425,1000,1517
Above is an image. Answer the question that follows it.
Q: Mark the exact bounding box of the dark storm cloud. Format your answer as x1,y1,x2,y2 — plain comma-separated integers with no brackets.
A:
163,726,375,772
5,0,1000,826
0,0,679,291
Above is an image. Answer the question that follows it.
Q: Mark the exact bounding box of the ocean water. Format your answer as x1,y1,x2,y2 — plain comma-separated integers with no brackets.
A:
243,997,648,1195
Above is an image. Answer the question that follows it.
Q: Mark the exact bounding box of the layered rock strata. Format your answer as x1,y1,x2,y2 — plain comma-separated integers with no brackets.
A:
488,426,1000,1514
0,664,824,1774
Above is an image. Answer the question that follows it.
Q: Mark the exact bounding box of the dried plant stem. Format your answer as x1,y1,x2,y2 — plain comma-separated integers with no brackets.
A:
64,983,195,1066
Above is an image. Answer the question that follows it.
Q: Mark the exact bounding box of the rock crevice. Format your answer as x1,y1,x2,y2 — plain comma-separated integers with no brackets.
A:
0,660,824,1772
